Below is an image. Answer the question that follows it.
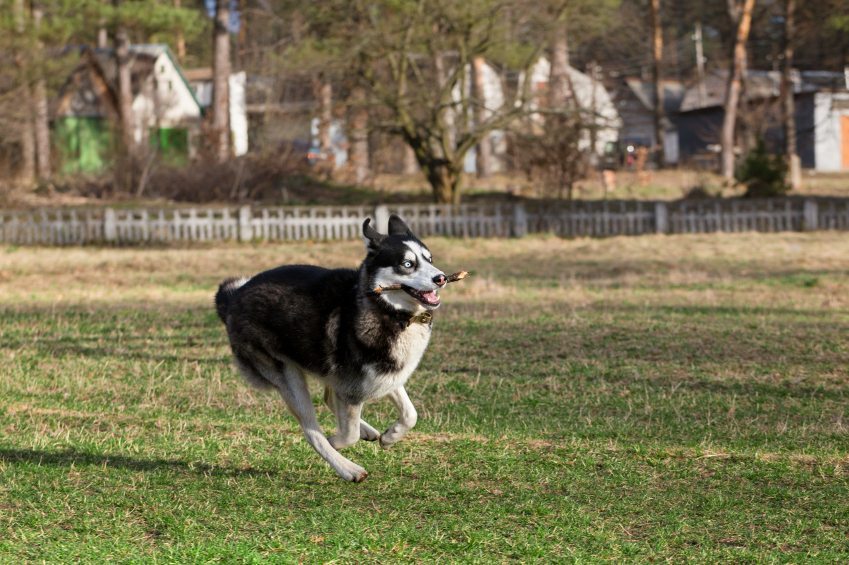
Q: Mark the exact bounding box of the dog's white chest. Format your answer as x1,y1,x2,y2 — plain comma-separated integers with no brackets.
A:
362,323,431,399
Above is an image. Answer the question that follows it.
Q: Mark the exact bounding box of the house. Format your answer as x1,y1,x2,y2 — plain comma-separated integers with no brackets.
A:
613,78,685,165
675,69,849,171
521,57,622,157
55,44,203,172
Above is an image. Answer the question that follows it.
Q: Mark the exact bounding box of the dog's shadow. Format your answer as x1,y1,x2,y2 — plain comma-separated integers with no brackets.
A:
0,447,279,478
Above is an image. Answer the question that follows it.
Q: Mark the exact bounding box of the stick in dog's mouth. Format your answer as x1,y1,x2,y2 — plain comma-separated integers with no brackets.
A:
369,271,469,295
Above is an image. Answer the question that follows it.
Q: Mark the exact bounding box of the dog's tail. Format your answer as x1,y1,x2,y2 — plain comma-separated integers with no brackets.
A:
215,277,249,323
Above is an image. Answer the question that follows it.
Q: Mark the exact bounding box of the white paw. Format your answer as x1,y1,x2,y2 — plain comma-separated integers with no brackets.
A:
379,433,401,449
337,462,369,482
360,421,381,442
328,434,358,450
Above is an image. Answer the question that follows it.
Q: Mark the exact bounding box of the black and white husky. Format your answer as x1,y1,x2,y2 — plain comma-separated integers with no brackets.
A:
214,215,447,482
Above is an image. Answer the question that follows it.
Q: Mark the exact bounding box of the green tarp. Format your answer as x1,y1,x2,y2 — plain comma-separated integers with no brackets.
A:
54,119,190,173
55,117,112,173
150,127,189,165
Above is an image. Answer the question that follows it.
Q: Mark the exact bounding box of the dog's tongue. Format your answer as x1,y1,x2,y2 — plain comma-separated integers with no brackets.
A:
420,290,440,305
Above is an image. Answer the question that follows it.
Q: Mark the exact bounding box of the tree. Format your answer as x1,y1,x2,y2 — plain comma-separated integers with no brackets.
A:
471,56,492,178
649,0,664,167
12,0,36,185
29,4,51,181
781,0,800,190
721,0,756,180
212,0,231,162
348,86,369,184
300,0,567,203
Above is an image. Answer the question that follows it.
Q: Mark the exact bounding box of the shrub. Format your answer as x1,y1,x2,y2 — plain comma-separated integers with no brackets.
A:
735,140,789,198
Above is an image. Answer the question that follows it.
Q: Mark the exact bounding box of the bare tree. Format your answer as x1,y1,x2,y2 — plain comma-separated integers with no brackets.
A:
650,0,665,167
781,0,801,190
345,1,554,203
721,0,757,180
212,0,231,162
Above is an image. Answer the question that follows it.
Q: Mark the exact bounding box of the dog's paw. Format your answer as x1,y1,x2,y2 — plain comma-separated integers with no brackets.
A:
360,421,381,442
379,435,399,449
338,464,369,483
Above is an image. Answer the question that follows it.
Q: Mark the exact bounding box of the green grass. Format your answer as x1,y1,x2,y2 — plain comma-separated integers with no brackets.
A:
1,233,848,561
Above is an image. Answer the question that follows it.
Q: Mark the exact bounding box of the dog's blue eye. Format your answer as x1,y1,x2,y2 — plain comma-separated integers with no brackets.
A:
402,260,413,268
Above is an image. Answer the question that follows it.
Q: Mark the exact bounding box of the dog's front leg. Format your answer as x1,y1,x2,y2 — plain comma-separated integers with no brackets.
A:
380,386,418,449
327,390,366,450
325,387,380,443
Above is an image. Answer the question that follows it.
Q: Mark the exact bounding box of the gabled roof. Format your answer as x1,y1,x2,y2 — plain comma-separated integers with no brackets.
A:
677,69,834,113
623,78,685,115
56,44,202,118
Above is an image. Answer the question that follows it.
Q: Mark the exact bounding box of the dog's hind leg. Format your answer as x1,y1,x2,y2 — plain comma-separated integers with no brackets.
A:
266,366,368,482
380,386,418,449
324,387,380,443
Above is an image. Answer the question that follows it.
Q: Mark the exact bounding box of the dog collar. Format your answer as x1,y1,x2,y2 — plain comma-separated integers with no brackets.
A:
408,311,433,326
388,309,432,329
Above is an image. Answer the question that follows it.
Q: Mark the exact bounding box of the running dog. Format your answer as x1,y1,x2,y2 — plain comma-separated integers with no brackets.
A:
215,215,448,482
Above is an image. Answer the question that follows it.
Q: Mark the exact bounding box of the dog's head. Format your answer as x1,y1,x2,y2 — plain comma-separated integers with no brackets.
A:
362,215,446,312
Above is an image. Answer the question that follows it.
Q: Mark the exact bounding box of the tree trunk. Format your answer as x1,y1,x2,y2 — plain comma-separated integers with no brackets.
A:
471,56,492,178
348,86,369,184
650,0,666,167
32,2,51,180
19,87,36,184
97,27,109,49
212,0,231,162
115,7,134,154
423,161,461,204
548,25,570,110
403,146,418,174
721,0,756,180
174,0,185,61
13,0,35,184
433,53,455,157
782,0,801,190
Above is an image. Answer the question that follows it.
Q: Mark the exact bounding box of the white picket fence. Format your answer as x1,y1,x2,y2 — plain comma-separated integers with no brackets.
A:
0,198,847,245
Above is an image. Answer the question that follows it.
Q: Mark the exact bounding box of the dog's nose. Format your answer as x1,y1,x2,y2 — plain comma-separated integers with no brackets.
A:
433,274,447,287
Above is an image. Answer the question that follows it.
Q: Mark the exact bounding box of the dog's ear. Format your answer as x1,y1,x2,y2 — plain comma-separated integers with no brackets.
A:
387,214,414,237
362,218,386,251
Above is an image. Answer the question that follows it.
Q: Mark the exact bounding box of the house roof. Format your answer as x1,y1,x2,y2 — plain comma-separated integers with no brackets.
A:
56,44,202,118
677,69,837,113
623,78,685,115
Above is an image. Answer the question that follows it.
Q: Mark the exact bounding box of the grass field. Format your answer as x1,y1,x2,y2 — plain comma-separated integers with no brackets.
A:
1,233,848,561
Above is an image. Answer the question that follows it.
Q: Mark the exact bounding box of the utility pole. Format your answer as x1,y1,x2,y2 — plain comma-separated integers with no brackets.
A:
693,21,707,107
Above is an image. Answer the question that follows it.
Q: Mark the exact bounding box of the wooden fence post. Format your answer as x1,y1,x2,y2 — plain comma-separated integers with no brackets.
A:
654,201,669,234
103,208,117,242
374,204,389,233
238,206,252,242
803,199,818,231
511,202,528,237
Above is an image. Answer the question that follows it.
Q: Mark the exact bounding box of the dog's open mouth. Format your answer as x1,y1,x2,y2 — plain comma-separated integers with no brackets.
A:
403,286,440,306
